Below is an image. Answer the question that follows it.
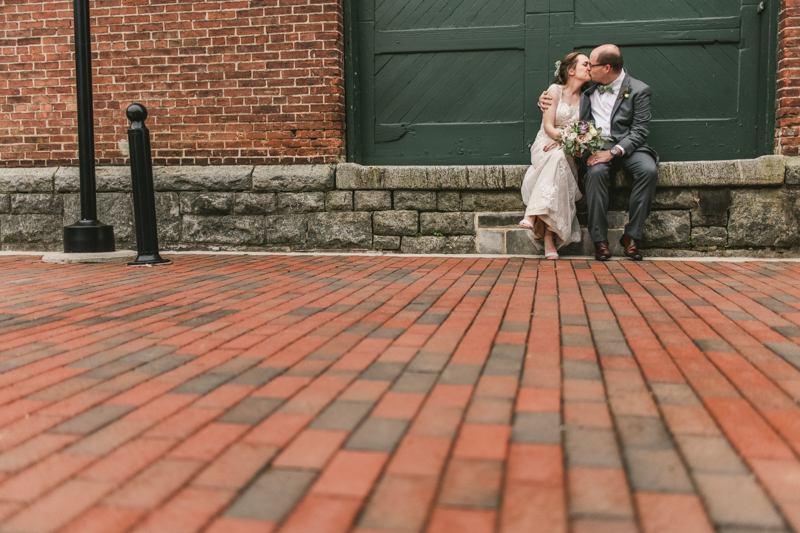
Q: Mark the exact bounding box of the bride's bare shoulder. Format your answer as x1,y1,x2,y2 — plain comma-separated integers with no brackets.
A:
547,84,563,98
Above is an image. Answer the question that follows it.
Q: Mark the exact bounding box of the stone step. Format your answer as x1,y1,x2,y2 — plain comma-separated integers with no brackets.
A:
475,211,630,256
476,226,628,256
477,211,630,230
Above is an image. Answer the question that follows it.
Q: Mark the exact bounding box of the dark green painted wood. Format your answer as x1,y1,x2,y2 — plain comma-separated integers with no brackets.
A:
374,123,526,164
571,18,741,46
376,0,522,30
375,26,525,54
344,0,361,162
526,0,548,13
758,0,779,154
738,4,761,157
350,0,778,164
575,0,739,22
375,50,523,124
525,13,549,149
358,20,376,161
358,0,374,22
550,0,574,13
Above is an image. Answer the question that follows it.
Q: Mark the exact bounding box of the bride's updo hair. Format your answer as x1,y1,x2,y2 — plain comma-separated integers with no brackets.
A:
553,52,583,85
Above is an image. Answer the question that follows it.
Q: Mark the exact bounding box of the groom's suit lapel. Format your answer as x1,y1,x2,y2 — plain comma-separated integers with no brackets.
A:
581,83,597,122
610,73,632,123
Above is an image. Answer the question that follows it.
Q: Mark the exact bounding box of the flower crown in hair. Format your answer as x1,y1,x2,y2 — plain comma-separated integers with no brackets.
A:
554,60,561,78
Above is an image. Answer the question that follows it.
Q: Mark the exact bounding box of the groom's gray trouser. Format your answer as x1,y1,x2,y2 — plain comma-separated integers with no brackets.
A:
584,150,658,243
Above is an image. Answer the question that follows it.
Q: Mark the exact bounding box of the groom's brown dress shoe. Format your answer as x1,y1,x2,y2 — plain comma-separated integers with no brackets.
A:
620,235,643,261
594,240,611,261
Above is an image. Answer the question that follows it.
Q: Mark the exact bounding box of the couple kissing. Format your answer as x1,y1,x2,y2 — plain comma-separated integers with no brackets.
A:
519,44,659,261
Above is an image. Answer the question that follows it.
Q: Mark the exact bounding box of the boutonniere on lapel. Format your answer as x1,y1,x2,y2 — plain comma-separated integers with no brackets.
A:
619,88,632,100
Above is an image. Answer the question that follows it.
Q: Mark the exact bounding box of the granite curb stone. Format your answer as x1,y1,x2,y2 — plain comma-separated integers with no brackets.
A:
64,193,135,243
728,189,800,247
393,191,437,211
154,165,253,191
786,156,800,185
183,215,266,245
373,210,419,236
0,167,55,193
252,164,335,192
691,226,728,247
55,166,131,193
0,214,62,243
10,194,63,215
400,235,475,254
277,192,325,214
307,211,373,249
325,191,353,211
420,212,475,235
354,191,392,211
264,215,308,246
234,193,277,215
0,156,796,255
180,193,234,216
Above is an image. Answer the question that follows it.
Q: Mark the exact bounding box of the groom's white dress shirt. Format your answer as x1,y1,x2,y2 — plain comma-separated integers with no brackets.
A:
590,69,626,155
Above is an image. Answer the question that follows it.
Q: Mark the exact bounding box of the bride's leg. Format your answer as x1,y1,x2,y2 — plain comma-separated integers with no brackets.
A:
543,227,557,256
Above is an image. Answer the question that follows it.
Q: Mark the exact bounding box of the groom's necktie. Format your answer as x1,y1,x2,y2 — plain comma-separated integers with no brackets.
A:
597,83,614,94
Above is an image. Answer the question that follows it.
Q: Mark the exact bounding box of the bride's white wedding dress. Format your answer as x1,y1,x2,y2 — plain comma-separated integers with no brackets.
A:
521,84,582,249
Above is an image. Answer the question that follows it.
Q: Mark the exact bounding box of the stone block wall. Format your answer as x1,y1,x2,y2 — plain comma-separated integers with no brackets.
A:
0,156,798,257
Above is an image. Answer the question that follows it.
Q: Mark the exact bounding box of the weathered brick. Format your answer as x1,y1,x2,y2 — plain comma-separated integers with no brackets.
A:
226,469,317,521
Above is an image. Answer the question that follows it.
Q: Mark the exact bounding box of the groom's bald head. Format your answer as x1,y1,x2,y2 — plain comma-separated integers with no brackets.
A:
593,44,624,70
589,44,624,83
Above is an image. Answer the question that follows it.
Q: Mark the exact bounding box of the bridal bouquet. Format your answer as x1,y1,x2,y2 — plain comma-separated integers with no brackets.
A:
558,120,611,157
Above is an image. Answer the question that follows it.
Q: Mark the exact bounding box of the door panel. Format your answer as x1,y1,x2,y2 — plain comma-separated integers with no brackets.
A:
375,51,524,124
376,0,524,30
350,0,776,164
613,45,739,120
574,0,739,22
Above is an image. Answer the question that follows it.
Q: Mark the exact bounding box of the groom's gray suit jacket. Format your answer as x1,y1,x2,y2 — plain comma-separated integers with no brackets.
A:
579,73,659,164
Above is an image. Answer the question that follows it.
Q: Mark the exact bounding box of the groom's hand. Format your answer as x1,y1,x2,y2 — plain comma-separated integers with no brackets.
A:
587,150,614,166
538,91,553,111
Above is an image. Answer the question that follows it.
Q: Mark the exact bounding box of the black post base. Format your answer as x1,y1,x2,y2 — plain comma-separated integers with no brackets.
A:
128,253,171,266
63,220,115,253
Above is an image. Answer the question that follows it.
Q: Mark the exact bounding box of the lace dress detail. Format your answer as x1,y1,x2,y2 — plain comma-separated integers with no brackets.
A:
520,84,583,249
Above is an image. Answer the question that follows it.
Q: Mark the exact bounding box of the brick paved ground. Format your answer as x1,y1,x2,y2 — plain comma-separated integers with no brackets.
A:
1,254,800,533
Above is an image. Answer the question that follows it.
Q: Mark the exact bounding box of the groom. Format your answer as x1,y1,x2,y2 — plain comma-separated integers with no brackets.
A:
540,44,658,261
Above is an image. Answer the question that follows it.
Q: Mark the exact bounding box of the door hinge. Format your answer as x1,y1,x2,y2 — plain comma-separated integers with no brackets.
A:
757,1,766,14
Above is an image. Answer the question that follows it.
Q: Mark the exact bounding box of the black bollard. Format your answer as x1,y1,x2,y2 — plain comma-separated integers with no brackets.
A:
126,104,170,266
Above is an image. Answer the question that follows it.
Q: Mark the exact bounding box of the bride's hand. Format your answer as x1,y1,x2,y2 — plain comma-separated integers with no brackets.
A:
543,141,558,152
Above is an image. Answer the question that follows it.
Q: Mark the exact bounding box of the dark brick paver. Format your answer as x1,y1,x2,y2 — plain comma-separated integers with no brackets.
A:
1,254,800,532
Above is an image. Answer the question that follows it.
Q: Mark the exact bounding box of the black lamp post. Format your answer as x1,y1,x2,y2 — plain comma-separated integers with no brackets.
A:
63,0,115,253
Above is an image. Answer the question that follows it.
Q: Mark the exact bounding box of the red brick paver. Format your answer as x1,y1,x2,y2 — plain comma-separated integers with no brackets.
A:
1,254,800,533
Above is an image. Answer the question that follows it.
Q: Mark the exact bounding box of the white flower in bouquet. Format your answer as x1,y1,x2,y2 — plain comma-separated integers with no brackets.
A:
556,120,612,158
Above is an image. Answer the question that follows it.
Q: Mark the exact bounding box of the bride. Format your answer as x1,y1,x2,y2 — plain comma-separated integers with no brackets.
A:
520,52,592,259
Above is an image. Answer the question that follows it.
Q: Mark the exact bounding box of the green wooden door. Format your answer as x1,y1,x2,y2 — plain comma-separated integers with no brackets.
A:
347,0,777,164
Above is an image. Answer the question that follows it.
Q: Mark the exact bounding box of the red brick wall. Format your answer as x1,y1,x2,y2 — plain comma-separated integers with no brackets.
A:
777,0,800,156
3,1,799,164
0,0,345,167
